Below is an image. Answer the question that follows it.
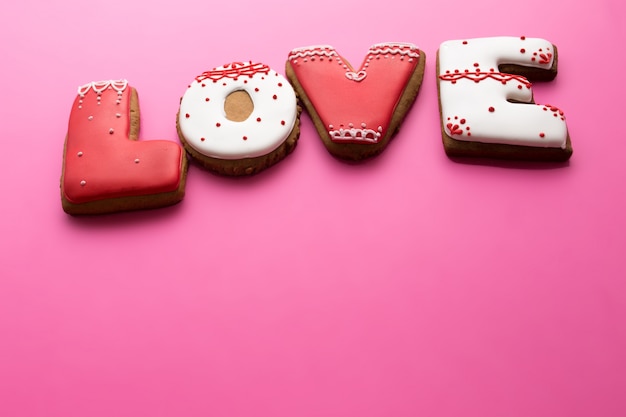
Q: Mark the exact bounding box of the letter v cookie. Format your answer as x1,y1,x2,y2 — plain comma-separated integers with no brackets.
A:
286,43,425,161
61,80,188,215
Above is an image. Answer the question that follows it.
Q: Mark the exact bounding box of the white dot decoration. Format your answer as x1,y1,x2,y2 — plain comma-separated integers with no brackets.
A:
178,62,298,161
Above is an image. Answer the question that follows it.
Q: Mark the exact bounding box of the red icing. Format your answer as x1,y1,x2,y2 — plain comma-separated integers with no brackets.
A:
440,70,532,89
288,44,420,144
62,82,183,204
446,115,471,137
541,103,566,120
196,62,270,83
531,48,552,64
447,123,463,135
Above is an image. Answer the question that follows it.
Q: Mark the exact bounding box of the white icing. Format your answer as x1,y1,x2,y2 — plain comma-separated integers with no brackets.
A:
78,80,128,96
178,63,297,160
438,37,568,148
288,42,420,85
288,45,338,61
345,70,367,82
369,42,420,60
329,125,382,143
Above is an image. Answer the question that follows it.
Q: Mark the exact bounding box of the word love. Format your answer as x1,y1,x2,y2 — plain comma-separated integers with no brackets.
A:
60,37,572,215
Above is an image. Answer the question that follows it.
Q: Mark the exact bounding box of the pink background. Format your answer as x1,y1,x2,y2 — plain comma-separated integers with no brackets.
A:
1,0,625,416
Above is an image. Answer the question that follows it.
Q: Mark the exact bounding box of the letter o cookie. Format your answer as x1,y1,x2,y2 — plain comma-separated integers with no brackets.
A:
177,62,300,176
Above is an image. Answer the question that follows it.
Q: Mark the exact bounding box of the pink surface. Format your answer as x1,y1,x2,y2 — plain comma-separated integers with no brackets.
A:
1,1,625,416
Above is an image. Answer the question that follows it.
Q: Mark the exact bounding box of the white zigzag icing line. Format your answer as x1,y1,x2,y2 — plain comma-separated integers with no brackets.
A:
289,43,420,84
288,46,338,60
369,43,420,59
77,79,128,96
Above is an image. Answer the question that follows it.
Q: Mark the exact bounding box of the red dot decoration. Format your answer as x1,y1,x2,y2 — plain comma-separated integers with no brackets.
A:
539,132,545,138
256,117,262,122
273,95,277,100
488,107,495,112
216,122,221,127
520,48,526,53
185,113,190,118
243,136,247,140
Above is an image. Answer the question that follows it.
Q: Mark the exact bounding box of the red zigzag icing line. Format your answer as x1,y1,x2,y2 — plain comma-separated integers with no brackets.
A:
196,62,271,83
439,70,532,88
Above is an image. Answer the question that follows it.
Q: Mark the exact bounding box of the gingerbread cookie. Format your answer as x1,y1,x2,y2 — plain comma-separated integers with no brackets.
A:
61,80,188,215
177,62,301,176
286,43,426,161
436,36,573,161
